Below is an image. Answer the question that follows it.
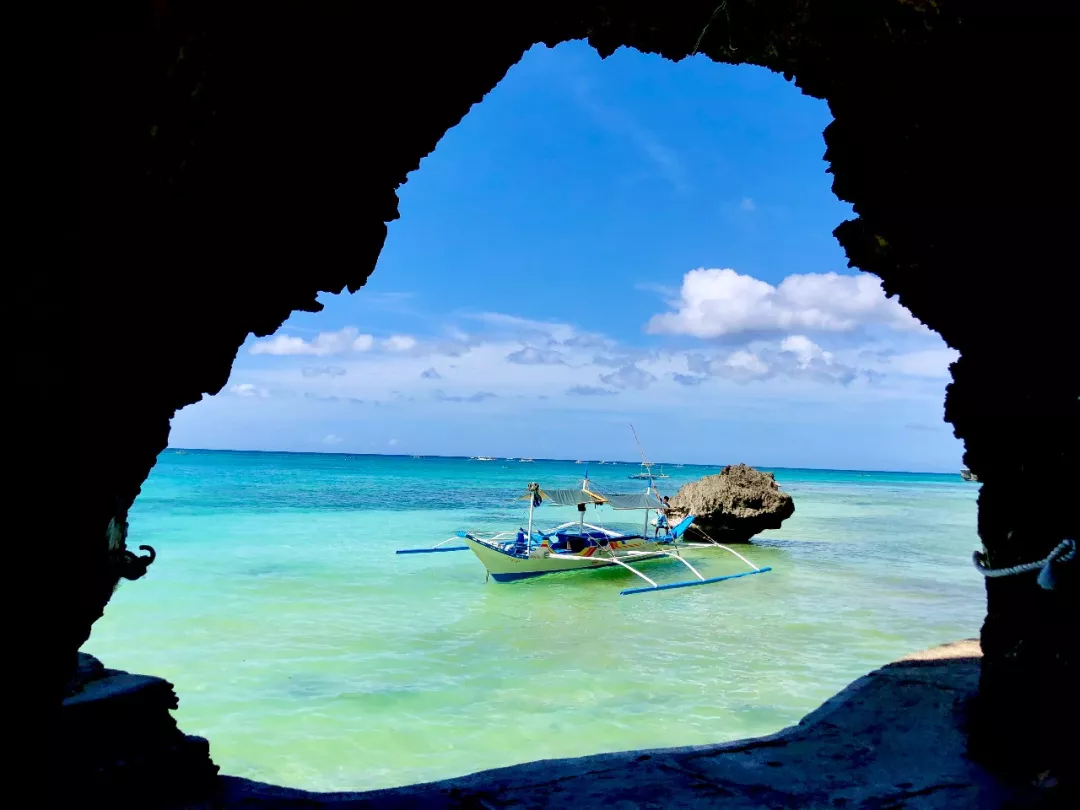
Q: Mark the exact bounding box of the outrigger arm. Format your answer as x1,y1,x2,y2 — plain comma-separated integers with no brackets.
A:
395,533,471,554
602,550,661,589
620,565,773,595
617,521,773,596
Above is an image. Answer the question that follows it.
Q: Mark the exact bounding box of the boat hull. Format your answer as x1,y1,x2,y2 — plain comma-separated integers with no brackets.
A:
462,537,671,582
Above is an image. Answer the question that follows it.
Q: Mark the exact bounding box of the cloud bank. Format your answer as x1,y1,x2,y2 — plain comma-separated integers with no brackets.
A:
647,268,922,338
226,268,955,414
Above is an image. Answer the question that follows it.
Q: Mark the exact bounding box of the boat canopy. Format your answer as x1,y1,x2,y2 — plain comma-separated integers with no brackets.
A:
537,488,605,507
599,491,664,510
531,484,663,511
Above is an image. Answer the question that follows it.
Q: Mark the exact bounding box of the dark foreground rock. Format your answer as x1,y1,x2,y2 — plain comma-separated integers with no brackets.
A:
667,463,795,543
212,640,1049,809
54,652,219,809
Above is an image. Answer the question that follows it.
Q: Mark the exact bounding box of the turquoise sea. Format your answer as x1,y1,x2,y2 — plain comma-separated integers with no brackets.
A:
89,450,984,792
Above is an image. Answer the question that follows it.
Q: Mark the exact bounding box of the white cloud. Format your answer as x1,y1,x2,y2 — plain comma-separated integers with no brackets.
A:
635,281,679,298
567,385,618,397
685,336,857,386
672,373,707,387
647,268,922,339
885,348,959,379
251,327,374,356
230,383,269,398
726,349,771,377
467,312,576,343
777,336,856,385
322,433,343,446
302,366,346,378
593,351,646,368
599,364,657,390
709,350,771,383
780,334,825,363
223,299,954,416
506,346,567,365
435,390,497,403
363,291,415,312
383,335,418,352
565,78,688,192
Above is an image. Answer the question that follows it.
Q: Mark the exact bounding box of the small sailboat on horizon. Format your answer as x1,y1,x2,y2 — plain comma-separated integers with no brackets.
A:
628,461,669,480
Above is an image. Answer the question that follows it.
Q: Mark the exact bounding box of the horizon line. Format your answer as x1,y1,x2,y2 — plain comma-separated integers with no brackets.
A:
164,446,961,477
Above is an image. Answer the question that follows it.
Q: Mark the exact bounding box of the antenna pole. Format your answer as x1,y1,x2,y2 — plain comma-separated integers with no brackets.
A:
526,483,538,540
630,422,663,503
630,423,649,465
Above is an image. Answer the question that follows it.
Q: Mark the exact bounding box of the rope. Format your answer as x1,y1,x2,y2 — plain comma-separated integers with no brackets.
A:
972,538,1075,589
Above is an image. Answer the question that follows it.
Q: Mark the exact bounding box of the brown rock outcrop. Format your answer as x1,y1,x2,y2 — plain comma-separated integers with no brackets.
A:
668,464,794,543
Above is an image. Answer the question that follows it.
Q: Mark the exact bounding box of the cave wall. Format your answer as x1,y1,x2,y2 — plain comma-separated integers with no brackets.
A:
76,0,1078,786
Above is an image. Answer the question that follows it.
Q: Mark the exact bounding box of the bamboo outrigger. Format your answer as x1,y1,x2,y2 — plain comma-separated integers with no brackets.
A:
397,472,771,596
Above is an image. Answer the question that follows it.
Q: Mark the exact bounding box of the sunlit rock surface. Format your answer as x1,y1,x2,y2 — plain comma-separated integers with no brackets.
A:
668,463,795,543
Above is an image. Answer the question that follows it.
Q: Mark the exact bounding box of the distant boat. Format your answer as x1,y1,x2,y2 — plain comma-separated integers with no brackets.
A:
960,468,979,482
471,456,496,462
519,458,534,463
174,449,188,455
575,460,584,464
628,461,669,480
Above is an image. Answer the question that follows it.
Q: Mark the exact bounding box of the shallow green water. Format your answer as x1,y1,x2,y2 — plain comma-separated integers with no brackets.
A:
89,451,983,791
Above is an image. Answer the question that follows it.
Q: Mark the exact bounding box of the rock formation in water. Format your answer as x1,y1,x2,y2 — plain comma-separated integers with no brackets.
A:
667,464,794,543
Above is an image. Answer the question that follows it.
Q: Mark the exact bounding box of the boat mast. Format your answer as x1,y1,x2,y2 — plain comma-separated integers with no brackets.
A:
580,467,588,534
630,423,657,535
526,482,538,539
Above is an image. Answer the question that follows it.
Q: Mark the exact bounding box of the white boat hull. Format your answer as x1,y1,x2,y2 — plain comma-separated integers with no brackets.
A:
463,536,671,582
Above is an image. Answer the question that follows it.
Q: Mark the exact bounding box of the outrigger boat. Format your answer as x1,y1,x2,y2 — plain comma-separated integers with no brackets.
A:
397,473,771,596
628,461,669,480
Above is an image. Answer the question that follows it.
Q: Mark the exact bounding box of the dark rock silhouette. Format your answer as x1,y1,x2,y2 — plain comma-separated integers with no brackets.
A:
58,654,219,807
668,464,795,543
61,1,1080,804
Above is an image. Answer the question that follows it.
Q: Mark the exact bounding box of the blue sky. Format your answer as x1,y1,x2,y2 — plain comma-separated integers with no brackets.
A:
171,43,963,472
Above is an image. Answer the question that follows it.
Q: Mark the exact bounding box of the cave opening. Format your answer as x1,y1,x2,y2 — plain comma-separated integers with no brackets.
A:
71,4,1080,806
84,42,982,794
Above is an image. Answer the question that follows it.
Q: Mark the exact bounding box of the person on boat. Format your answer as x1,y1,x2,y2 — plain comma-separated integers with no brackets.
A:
654,496,671,537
